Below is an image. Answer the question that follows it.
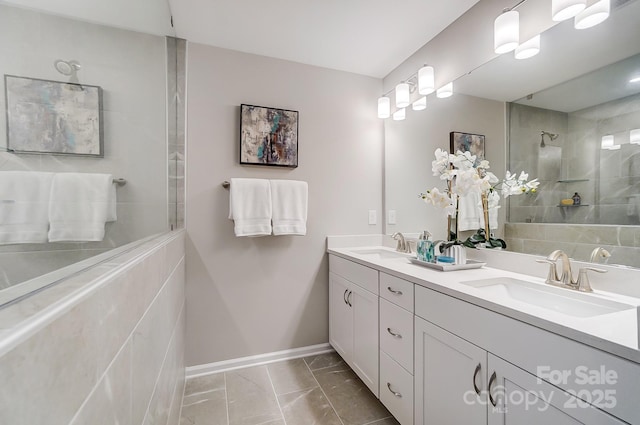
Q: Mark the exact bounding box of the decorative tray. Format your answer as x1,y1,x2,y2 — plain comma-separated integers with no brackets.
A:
408,258,486,272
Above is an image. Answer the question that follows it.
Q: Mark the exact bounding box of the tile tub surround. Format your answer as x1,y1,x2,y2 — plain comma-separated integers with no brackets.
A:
0,230,186,425
180,353,399,425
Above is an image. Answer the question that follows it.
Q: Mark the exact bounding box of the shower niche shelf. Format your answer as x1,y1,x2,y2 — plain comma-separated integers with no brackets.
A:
557,179,589,183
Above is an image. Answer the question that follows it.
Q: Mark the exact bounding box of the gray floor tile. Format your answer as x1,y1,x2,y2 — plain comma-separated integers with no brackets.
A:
313,365,391,425
185,372,225,396
278,387,342,425
225,366,283,425
304,352,347,371
181,389,228,425
267,358,318,395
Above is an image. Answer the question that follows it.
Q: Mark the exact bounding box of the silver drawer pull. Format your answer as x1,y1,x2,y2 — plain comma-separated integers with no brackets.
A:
387,328,402,339
387,286,403,295
387,382,402,398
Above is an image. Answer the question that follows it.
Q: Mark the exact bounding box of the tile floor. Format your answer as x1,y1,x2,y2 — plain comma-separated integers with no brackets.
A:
180,352,400,425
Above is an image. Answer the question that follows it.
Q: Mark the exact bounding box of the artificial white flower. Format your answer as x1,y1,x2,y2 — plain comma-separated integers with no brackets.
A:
452,150,476,171
423,150,538,217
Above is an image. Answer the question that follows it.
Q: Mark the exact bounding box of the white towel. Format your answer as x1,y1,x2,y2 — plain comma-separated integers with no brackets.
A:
228,178,272,237
48,173,117,242
457,191,498,231
0,171,54,244
270,179,308,236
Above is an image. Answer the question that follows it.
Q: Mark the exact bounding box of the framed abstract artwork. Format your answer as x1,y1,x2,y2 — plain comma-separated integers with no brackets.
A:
240,104,298,168
4,75,103,156
450,131,485,165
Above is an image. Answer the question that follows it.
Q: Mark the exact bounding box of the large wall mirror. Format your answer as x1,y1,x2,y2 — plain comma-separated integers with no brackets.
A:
385,0,640,268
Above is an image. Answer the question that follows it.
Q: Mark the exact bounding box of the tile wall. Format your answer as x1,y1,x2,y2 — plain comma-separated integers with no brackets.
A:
504,223,640,268
508,95,640,225
0,230,186,425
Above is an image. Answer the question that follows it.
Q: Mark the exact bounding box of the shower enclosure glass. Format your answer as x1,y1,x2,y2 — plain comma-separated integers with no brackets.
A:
0,2,184,306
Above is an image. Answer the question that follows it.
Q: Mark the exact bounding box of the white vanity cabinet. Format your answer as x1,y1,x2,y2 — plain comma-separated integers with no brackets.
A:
414,318,487,425
379,273,415,425
327,248,639,425
329,255,379,396
415,285,636,425
487,355,625,425
414,318,624,425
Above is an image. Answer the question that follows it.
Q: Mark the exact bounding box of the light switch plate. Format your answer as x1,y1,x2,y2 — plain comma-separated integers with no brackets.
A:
368,210,377,225
388,210,397,225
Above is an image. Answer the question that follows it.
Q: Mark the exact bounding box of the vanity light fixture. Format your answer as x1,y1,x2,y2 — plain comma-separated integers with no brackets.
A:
418,65,435,95
395,83,411,108
436,82,454,98
412,96,427,111
574,0,610,29
515,34,541,59
601,135,617,149
393,108,406,121
377,96,391,119
494,9,520,54
631,129,640,145
552,0,586,21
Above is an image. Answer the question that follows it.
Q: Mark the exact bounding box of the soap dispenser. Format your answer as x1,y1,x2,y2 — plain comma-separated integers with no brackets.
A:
572,192,581,205
417,230,435,263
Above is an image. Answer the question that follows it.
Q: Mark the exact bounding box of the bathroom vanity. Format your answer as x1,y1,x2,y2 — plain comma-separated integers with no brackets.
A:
327,238,640,425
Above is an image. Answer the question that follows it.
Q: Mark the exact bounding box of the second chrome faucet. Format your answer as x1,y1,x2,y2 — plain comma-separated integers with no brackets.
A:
536,250,607,292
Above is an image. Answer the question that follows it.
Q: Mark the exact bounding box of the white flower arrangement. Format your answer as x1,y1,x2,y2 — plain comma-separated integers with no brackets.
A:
421,148,539,248
422,148,539,218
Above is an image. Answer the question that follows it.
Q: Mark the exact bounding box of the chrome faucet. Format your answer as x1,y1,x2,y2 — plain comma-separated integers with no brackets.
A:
392,232,411,253
536,250,607,292
590,247,611,263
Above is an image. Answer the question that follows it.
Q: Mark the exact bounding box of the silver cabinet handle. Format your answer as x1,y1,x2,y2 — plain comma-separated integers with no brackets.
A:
343,289,349,305
347,291,352,307
488,371,497,407
387,286,403,295
386,328,402,339
387,382,402,398
473,363,481,395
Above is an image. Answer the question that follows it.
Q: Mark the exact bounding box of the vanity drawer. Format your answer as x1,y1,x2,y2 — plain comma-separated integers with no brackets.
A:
380,272,414,312
329,255,379,294
380,298,413,372
380,351,413,425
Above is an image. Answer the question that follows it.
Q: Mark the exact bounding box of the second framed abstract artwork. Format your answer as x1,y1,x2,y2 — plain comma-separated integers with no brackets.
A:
450,131,484,165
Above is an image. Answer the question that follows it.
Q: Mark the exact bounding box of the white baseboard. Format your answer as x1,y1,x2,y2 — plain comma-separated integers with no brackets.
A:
185,343,334,378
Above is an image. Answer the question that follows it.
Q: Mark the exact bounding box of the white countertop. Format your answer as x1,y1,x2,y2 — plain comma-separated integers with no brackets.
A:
328,245,640,364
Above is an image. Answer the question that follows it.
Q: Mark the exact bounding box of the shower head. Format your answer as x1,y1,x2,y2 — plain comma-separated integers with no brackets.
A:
54,59,81,76
540,130,559,147
54,59,83,90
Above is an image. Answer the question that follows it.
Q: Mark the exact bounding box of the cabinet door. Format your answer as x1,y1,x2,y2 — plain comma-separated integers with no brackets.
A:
415,317,487,425
352,284,380,397
488,355,625,425
329,273,353,362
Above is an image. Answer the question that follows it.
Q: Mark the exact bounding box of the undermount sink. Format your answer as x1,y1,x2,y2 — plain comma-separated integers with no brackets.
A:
461,277,635,318
348,248,410,259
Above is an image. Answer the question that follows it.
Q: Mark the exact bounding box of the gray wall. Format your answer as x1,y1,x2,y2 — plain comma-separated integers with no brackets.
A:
0,5,169,286
185,43,384,365
0,232,185,425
